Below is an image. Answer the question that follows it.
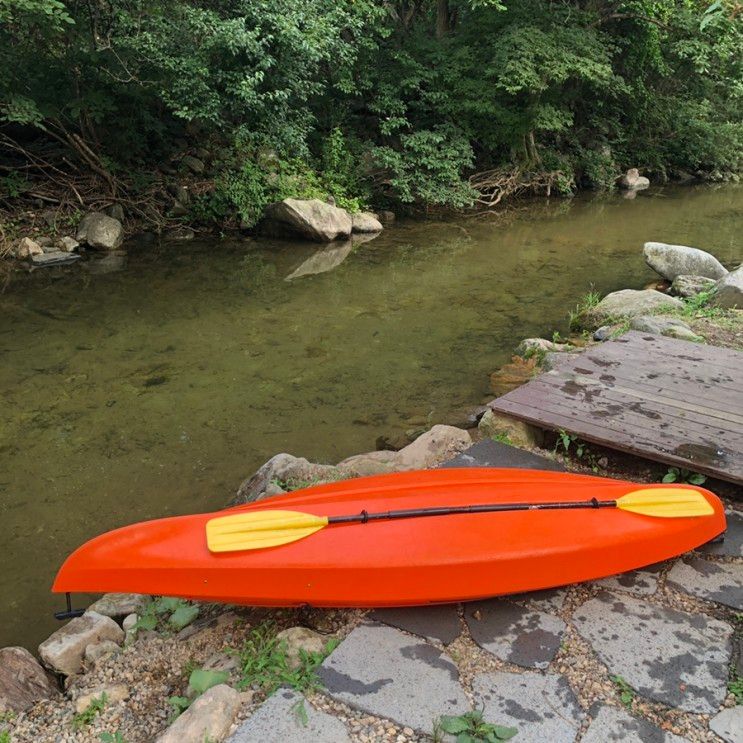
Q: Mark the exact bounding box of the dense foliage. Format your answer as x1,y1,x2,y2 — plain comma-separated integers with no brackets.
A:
1,0,741,225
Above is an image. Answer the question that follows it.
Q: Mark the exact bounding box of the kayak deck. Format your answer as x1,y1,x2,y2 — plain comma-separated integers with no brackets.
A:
53,468,725,607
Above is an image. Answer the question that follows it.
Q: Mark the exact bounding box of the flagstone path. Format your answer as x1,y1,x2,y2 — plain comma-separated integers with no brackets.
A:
228,441,743,743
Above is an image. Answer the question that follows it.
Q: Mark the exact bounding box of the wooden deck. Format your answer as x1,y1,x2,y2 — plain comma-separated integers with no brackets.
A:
489,331,743,485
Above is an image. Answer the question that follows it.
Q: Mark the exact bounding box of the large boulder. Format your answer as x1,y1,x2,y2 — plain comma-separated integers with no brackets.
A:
644,242,727,281
713,265,743,308
583,289,683,326
86,593,149,618
38,611,124,676
155,684,241,743
0,647,58,712
260,199,352,242
392,424,471,469
235,453,339,504
618,168,649,190
76,211,124,250
478,409,543,448
351,212,383,233
629,315,703,342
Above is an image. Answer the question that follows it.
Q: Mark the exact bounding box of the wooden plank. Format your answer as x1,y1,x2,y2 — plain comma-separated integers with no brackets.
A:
490,331,743,485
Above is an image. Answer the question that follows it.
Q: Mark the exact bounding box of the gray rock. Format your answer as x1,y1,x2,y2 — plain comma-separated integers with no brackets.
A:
619,168,650,190
666,557,743,610
593,325,613,341
261,198,352,242
15,237,43,259
319,623,467,731
644,242,728,281
586,290,683,324
165,226,195,241
629,315,703,342
573,591,732,713
471,671,582,742
84,640,120,667
698,508,742,557
709,707,743,743
156,684,241,743
582,704,688,742
285,241,353,280
235,453,339,504
369,606,461,645
713,265,743,309
391,425,471,470
464,599,566,669
595,562,664,595
351,212,383,233
181,155,205,174
58,236,80,252
228,689,350,742
377,210,396,224
441,439,565,473
30,251,81,266
541,351,576,372
84,251,127,274
509,588,568,613
105,204,125,222
38,611,124,676
670,274,717,298
0,646,58,712
76,211,124,250
86,593,149,618
516,338,575,356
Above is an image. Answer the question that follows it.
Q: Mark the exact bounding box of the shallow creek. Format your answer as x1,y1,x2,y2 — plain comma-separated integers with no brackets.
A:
1,184,740,648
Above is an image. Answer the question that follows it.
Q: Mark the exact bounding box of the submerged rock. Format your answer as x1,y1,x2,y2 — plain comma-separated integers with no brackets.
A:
30,251,80,267
260,198,352,242
0,646,58,712
713,265,743,308
285,241,353,280
644,241,727,281
618,168,649,190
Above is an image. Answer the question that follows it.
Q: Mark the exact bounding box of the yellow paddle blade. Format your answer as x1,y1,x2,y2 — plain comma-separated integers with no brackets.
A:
206,510,329,553
617,488,714,518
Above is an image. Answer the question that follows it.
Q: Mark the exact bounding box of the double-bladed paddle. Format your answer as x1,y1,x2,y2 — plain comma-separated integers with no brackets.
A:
205,488,714,553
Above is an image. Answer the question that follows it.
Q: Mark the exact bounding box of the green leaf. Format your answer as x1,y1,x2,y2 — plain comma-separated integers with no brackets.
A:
456,733,478,743
156,597,184,614
439,715,471,734
169,604,199,630
188,669,229,695
688,473,707,485
492,725,518,740
132,614,157,631
662,473,677,483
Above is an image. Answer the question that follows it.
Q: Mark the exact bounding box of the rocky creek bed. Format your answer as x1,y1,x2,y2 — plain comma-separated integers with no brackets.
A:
1,240,742,743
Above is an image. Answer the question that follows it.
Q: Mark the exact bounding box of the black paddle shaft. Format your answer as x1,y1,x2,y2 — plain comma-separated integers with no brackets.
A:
327,498,618,525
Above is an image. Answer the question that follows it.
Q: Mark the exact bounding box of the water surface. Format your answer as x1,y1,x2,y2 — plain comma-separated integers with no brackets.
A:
1,185,740,648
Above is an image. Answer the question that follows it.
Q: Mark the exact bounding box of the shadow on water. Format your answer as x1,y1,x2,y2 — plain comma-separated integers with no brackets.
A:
0,184,741,648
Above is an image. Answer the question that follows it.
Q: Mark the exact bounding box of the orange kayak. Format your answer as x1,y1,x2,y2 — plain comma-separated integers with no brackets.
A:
53,469,725,606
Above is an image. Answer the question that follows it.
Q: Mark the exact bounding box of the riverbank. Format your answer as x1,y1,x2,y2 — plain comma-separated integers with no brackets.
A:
1,235,741,742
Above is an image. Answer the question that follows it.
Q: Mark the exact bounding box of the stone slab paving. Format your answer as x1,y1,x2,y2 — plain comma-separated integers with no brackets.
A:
369,605,461,645
709,707,743,743
581,704,688,742
573,591,733,713
509,588,568,613
698,508,742,558
667,557,743,610
440,439,566,471
471,671,582,743
594,561,665,595
464,598,566,669
318,623,468,732
227,688,351,743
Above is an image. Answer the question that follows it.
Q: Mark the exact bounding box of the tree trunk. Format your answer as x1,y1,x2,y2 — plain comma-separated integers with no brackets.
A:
436,0,450,38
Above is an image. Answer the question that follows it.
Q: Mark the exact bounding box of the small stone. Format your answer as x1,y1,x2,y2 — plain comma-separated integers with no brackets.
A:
58,236,80,252
122,613,138,632
39,611,124,676
30,251,80,266
619,168,650,190
275,627,329,669
15,237,43,258
377,210,396,224
87,593,149,618
593,326,613,341
351,212,383,233
181,155,205,174
84,640,120,667
228,688,351,742
713,265,743,309
156,684,240,743
75,684,129,714
76,211,123,250
0,647,58,712
165,226,195,241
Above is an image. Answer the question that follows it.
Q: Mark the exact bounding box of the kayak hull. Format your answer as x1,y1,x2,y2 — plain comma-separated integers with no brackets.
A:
53,468,725,607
